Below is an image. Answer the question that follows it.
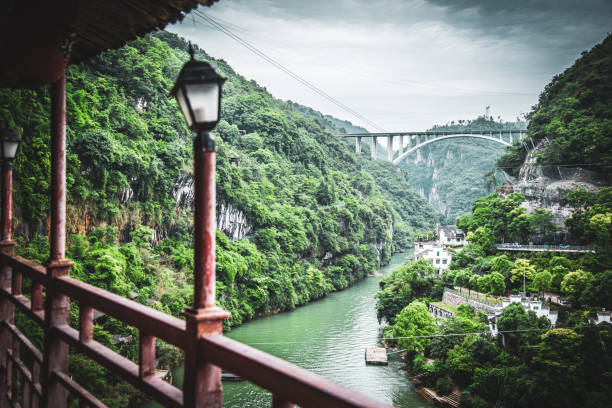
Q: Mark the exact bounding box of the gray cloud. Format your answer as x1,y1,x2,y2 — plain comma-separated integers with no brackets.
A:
170,1,611,131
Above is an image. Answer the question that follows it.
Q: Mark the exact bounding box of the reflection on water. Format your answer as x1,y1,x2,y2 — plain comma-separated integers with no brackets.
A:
147,251,427,408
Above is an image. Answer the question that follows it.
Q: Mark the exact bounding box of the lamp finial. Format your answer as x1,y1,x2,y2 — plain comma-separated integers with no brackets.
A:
188,42,195,60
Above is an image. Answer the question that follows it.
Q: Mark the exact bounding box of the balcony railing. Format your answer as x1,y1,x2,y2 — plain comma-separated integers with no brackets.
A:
0,250,393,408
495,243,595,253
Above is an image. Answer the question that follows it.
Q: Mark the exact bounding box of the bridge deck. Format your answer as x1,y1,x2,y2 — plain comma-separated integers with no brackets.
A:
341,130,526,137
495,244,595,253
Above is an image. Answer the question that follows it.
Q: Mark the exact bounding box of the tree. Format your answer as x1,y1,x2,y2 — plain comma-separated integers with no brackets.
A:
527,329,585,408
580,270,612,309
491,254,514,282
488,272,506,296
453,269,472,290
468,274,479,295
531,270,553,298
510,258,535,293
508,207,530,242
561,270,593,305
391,300,436,356
375,259,436,324
496,303,548,353
528,208,557,242
466,226,496,254
476,274,491,294
429,315,484,360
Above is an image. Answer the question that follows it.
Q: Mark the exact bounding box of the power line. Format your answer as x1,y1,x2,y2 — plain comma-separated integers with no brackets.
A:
193,11,388,132
193,13,537,97
241,325,605,346
382,324,600,341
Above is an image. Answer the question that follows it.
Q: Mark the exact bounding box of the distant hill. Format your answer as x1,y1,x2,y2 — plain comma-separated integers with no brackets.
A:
498,33,612,176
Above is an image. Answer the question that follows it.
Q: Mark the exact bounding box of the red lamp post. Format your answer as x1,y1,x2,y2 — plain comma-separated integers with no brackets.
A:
172,44,230,408
0,129,21,241
0,128,21,403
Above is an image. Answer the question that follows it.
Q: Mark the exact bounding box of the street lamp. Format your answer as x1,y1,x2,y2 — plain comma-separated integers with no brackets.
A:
0,129,21,165
171,44,226,150
0,128,20,242
172,44,230,407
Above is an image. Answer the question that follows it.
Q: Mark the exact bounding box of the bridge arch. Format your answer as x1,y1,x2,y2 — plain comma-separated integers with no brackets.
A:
392,134,511,165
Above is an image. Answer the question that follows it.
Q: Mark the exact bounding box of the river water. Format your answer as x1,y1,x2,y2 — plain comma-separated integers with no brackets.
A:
159,251,427,407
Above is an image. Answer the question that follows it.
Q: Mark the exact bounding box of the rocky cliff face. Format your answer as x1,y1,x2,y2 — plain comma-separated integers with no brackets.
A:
504,140,610,225
172,175,253,241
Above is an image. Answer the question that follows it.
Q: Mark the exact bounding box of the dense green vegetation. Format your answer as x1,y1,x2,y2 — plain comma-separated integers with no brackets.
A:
375,186,612,407
0,30,443,406
498,33,612,176
378,39,612,405
377,43,612,401
1,31,440,325
399,115,526,222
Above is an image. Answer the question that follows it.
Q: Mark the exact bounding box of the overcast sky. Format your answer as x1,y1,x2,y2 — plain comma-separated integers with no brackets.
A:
169,0,612,131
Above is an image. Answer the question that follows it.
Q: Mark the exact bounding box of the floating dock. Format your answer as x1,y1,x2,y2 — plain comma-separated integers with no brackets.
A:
365,346,388,365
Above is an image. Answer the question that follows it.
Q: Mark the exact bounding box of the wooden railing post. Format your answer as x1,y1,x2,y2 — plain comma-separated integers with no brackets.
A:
183,132,230,408
0,142,16,408
41,71,72,408
272,396,294,408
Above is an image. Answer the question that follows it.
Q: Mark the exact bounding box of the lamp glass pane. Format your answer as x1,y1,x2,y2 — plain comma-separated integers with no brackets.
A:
184,83,219,123
176,88,193,127
2,140,19,159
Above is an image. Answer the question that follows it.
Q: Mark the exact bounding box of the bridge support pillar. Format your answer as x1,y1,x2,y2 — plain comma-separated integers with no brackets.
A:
387,135,393,161
355,136,361,154
371,137,377,160
399,135,404,155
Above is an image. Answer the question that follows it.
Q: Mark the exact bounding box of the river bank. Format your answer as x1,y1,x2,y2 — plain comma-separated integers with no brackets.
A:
144,251,428,407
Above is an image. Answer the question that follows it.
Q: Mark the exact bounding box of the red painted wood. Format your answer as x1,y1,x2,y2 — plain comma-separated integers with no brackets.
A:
10,270,21,296
31,283,43,312
51,371,107,408
2,322,42,363
201,334,395,408
42,72,71,408
54,325,182,408
2,166,12,241
55,276,185,348
193,137,216,309
0,289,44,326
139,331,155,378
0,245,15,408
0,253,46,284
0,162,15,408
11,337,19,405
49,73,67,261
79,305,93,343
183,307,229,408
272,395,295,408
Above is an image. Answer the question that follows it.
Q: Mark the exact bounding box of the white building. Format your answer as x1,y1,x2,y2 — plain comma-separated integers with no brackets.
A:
490,295,558,336
437,225,466,247
413,225,464,274
414,244,452,275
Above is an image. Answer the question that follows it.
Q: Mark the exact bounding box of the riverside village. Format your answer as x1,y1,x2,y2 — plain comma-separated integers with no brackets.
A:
0,1,611,408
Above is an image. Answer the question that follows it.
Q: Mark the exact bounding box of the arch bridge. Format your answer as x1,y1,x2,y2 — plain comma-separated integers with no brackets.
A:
342,130,527,165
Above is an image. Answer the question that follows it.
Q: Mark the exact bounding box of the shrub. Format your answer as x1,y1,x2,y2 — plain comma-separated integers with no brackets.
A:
436,377,454,395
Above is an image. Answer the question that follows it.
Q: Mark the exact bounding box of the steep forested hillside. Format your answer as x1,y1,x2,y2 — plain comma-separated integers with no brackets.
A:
498,33,612,176
398,116,526,222
0,31,439,330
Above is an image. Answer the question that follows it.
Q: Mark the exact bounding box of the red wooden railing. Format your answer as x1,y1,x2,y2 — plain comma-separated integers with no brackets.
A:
0,62,394,408
0,251,393,408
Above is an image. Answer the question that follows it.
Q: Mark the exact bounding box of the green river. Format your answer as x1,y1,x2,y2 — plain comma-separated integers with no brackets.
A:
153,251,427,407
